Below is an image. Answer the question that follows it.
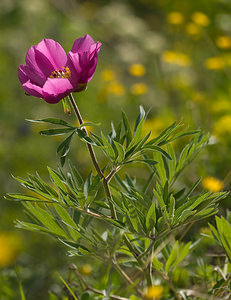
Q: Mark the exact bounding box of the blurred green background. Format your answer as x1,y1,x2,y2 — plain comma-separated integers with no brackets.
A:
1,0,231,298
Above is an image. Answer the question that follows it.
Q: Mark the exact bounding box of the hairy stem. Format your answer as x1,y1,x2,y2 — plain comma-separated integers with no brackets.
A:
68,93,116,219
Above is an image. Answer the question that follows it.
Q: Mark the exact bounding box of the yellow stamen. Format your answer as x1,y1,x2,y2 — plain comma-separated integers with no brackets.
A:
50,66,71,79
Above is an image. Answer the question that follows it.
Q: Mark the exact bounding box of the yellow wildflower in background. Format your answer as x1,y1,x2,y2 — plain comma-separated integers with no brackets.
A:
107,82,125,96
185,23,201,35
80,264,92,275
205,57,225,70
216,36,231,49
0,233,21,268
167,12,184,25
128,64,146,77
213,114,231,137
191,12,210,26
162,51,191,67
131,83,148,95
145,285,164,299
202,177,224,192
102,69,116,82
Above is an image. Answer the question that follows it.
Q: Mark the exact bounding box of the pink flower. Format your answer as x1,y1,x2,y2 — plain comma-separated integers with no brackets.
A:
18,34,101,104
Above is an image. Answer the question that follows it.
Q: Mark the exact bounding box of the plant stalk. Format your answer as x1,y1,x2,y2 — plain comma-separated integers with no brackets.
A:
68,93,117,219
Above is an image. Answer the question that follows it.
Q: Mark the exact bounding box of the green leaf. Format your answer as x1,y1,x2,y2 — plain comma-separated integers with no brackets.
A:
167,144,176,183
15,220,55,235
146,122,179,146
84,172,92,201
163,180,169,204
168,194,175,221
27,118,74,127
59,274,79,300
154,152,166,187
143,145,172,160
165,241,191,272
146,200,156,230
68,161,84,186
24,202,69,239
113,140,125,163
57,132,75,156
126,119,144,152
79,121,101,128
168,129,201,143
48,167,67,194
165,241,178,272
153,187,165,211
57,132,75,166
180,209,195,222
210,216,231,262
152,256,163,271
53,203,80,240
90,132,104,146
101,131,116,160
39,128,75,136
115,121,122,142
124,159,158,166
76,128,96,145
122,111,132,147
7,193,48,202
176,144,190,173
134,105,145,134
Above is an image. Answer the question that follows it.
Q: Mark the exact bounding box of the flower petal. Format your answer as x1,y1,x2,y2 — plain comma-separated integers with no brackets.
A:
34,49,56,78
18,64,30,84
67,41,101,85
18,64,45,87
25,39,67,78
71,34,96,53
36,39,67,69
42,78,74,104
22,80,43,98
25,45,48,79
66,52,81,87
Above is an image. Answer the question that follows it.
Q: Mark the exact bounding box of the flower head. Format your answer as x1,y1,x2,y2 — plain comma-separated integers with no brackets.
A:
191,12,210,26
145,285,164,299
202,176,224,193
216,36,231,49
205,56,224,70
130,83,148,95
128,64,146,77
167,12,184,25
161,51,191,67
0,233,21,268
80,264,92,275
18,34,101,103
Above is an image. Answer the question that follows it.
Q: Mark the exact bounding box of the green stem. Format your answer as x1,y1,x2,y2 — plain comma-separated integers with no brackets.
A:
123,234,152,288
68,93,117,219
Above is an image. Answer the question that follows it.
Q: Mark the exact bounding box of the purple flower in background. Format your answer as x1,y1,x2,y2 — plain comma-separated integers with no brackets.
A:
18,34,101,104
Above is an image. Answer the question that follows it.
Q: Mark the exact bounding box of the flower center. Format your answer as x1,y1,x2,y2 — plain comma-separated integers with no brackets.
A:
50,67,71,79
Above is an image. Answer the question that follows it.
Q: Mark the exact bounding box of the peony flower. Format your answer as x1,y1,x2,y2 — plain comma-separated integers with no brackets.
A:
18,34,101,104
